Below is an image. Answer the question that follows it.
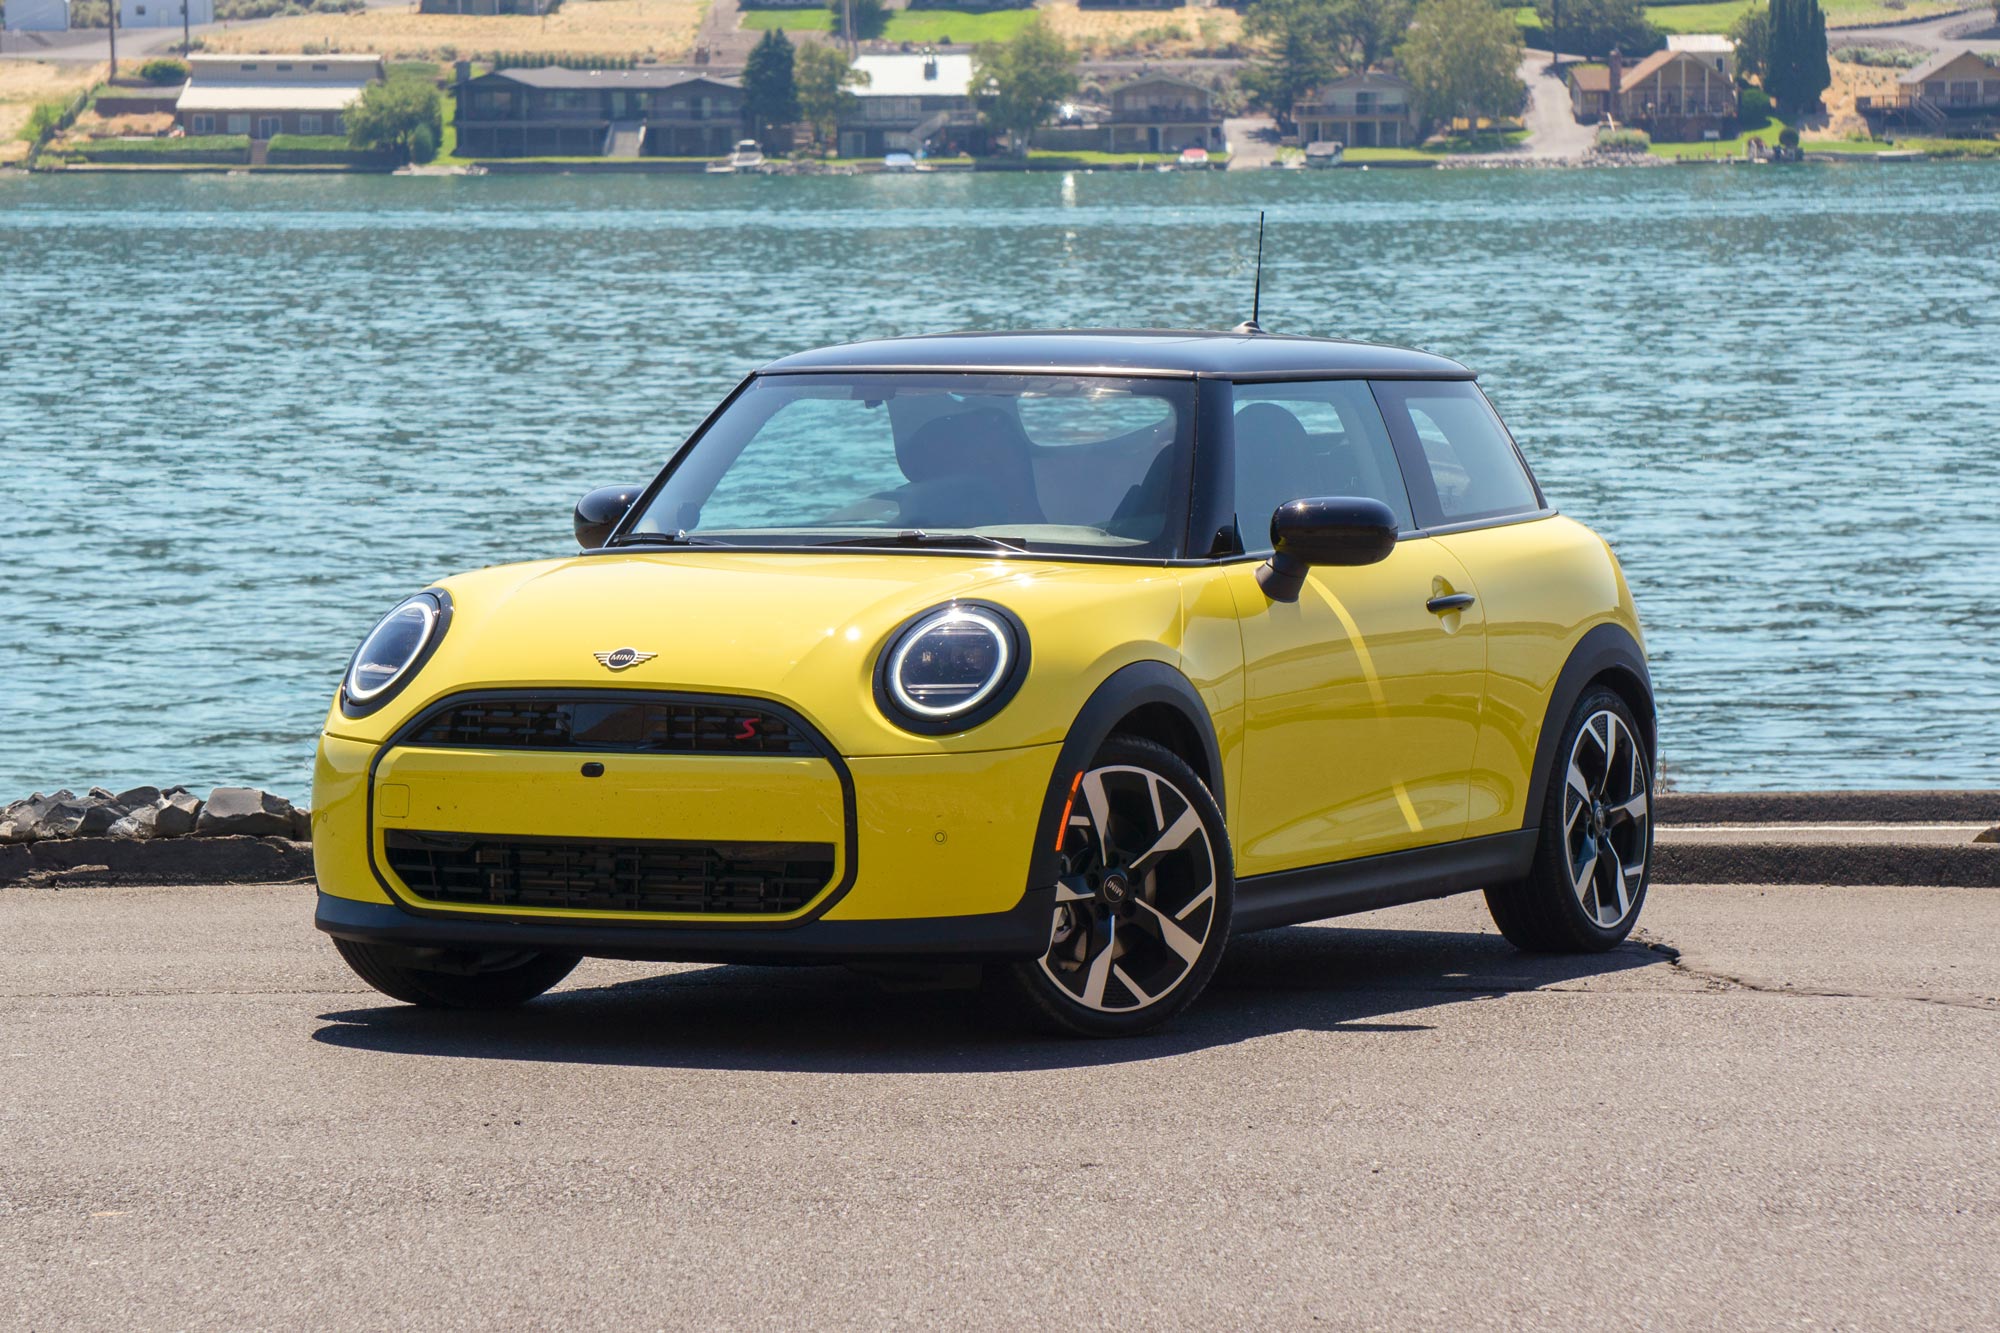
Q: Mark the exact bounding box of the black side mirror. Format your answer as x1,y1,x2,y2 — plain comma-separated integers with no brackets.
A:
1255,496,1400,602
574,484,646,550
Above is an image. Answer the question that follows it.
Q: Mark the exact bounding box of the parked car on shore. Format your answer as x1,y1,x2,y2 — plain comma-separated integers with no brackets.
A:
313,329,1655,1036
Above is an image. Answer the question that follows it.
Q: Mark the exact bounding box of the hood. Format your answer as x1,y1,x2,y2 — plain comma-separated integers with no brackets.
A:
332,549,1129,751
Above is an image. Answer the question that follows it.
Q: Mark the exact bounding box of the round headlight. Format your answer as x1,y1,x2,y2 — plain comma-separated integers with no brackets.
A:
341,591,449,715
881,604,1027,731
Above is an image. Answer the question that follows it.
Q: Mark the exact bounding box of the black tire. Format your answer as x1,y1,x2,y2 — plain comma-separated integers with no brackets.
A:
1486,685,1654,952
995,736,1234,1037
332,938,581,1009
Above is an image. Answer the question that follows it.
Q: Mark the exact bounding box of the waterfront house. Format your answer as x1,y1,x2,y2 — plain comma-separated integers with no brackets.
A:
175,54,381,140
4,0,70,32
1665,34,1736,82
118,0,213,27
1292,71,1421,149
454,66,745,158
1104,75,1224,154
1859,47,2000,129
1571,48,1736,141
836,52,982,158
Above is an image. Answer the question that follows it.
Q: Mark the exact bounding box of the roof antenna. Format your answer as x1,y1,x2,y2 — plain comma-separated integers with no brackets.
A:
1233,211,1266,335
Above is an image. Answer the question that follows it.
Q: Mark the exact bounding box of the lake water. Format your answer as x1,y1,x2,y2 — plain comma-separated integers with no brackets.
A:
2,166,1997,797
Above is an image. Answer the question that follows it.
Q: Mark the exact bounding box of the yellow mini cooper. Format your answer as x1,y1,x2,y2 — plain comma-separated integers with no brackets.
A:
314,330,1654,1036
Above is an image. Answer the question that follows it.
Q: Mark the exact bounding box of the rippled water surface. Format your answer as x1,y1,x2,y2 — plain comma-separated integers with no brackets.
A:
3,168,1997,795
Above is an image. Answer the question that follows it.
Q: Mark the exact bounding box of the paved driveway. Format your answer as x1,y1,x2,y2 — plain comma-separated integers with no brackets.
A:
3,880,1996,1328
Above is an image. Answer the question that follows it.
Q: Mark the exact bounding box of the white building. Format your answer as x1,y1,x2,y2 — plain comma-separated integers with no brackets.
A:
4,0,71,32
838,52,978,158
118,0,213,27
1666,34,1737,82
176,54,383,140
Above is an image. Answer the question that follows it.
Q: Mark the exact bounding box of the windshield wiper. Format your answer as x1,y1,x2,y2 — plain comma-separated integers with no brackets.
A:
813,530,1030,555
610,531,736,548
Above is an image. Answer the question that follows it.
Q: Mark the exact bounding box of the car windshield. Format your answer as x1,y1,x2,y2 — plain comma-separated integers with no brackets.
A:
619,372,1196,558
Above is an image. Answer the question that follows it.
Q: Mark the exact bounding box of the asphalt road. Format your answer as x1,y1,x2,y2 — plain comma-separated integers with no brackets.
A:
4,882,1996,1330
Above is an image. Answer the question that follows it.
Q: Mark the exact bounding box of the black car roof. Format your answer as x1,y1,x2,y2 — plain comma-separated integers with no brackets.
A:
757,330,1475,381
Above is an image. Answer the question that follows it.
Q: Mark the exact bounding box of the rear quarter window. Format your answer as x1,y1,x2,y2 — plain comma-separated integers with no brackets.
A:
1372,381,1543,527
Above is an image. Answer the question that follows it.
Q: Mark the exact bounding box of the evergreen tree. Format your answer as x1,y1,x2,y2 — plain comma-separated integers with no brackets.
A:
1728,3,1770,85
1533,0,1656,59
828,0,888,42
743,28,799,148
1765,0,1829,116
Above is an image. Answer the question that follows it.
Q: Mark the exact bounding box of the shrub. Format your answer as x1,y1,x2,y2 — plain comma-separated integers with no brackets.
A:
1739,86,1772,122
1595,126,1650,151
138,58,190,85
1831,45,1923,68
1778,125,1800,148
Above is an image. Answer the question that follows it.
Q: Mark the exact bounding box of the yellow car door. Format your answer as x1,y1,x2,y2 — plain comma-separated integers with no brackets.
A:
1220,381,1487,877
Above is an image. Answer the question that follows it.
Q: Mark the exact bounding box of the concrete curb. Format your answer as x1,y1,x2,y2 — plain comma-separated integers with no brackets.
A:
1655,841,1999,888
1657,791,1999,824
0,836,312,887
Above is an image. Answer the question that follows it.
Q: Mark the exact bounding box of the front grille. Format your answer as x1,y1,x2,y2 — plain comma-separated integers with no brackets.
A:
384,830,834,915
404,696,816,756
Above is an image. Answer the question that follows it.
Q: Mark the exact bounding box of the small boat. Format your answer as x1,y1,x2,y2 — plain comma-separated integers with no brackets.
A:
1304,140,1345,169
705,160,735,175
882,151,916,173
1177,147,1210,171
727,139,765,172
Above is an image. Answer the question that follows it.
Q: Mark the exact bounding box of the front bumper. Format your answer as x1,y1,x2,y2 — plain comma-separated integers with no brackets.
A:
312,689,1064,952
315,885,1056,964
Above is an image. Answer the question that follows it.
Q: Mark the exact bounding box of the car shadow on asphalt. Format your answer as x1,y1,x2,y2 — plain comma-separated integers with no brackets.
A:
311,925,1671,1073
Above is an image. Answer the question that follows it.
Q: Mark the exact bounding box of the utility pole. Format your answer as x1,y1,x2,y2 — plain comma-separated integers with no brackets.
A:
182,0,191,55
108,0,119,80
843,0,855,57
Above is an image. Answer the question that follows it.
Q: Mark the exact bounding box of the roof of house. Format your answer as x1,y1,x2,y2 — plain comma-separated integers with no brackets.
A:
1110,74,1209,96
178,84,370,111
851,53,975,99
1666,34,1734,54
482,66,738,90
1902,46,1999,85
758,331,1473,381
1619,49,1683,87
1569,65,1610,93
1306,69,1416,95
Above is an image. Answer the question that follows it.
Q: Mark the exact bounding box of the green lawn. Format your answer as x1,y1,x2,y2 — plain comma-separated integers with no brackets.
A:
1648,113,1785,157
1519,0,1961,45
1421,128,1529,154
69,134,249,160
1024,148,1230,166
1341,147,1436,163
740,7,1036,41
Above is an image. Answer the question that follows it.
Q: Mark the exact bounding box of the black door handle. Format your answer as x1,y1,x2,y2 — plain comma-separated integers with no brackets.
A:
1427,592,1476,615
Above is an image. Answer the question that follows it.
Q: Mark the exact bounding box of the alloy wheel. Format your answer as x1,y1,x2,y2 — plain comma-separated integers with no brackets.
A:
1039,763,1220,1013
1563,710,1651,928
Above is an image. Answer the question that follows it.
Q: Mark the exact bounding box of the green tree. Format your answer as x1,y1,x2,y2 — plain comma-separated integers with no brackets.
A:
743,27,799,147
1533,0,1656,59
1240,0,1339,120
1764,0,1829,116
345,78,442,164
828,0,887,42
1729,3,1770,84
975,17,1079,153
795,41,868,151
1398,0,1526,125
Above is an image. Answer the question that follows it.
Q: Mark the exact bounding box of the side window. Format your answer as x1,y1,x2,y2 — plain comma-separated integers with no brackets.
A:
1372,381,1542,526
1227,380,1413,552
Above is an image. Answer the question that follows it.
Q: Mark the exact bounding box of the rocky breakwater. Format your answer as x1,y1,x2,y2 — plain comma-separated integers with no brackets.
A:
1,787,315,886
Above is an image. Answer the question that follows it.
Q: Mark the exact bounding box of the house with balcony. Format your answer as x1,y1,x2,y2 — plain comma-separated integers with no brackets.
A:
1103,75,1223,153
453,66,745,158
836,52,984,159
1859,48,2000,132
1292,72,1421,149
1569,48,1736,141
1665,33,1736,82
175,55,381,141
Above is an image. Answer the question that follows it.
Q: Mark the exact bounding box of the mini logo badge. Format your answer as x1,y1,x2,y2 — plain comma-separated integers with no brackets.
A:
592,647,657,672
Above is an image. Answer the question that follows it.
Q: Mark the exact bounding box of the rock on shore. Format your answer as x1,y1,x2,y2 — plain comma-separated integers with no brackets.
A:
0,787,310,844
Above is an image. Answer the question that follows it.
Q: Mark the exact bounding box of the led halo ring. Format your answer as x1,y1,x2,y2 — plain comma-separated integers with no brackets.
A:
340,590,452,718
875,601,1031,734
888,607,1013,719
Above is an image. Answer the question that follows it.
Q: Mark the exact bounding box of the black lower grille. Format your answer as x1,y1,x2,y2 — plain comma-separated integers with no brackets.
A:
384,830,835,915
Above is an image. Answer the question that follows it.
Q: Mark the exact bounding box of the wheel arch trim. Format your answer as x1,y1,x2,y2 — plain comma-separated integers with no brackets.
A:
1521,622,1655,830
1024,660,1225,892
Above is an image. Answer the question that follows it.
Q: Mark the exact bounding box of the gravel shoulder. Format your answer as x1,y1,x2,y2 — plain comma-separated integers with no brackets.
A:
3,881,1995,1329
